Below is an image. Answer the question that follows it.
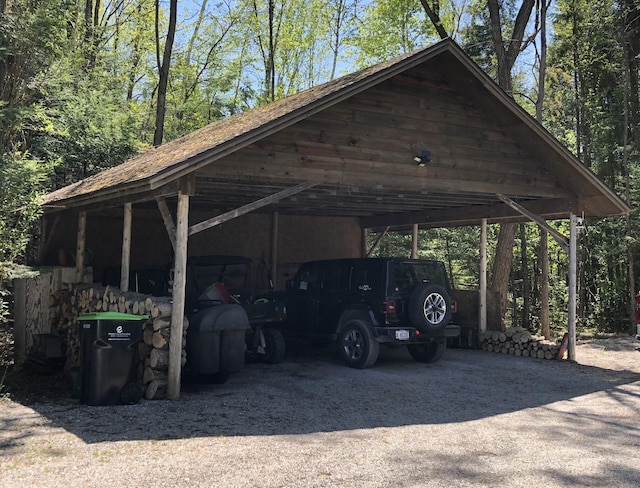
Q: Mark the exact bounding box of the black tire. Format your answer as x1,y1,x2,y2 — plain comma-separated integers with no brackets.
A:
259,328,286,364
408,283,452,332
337,319,379,369
407,340,446,363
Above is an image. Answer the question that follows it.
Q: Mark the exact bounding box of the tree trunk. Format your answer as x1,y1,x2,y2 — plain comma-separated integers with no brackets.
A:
622,9,637,331
419,0,449,40
153,0,178,147
486,0,536,328
490,222,516,330
536,0,551,339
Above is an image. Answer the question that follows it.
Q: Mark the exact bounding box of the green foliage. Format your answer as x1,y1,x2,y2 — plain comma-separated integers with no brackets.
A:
349,0,435,66
367,226,491,291
0,151,50,263
29,62,143,188
546,0,639,333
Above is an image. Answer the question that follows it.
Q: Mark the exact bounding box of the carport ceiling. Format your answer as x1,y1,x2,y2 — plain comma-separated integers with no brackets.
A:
42,39,628,228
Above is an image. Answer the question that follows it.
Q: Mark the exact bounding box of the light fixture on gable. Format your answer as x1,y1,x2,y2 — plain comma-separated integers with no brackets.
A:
414,150,431,167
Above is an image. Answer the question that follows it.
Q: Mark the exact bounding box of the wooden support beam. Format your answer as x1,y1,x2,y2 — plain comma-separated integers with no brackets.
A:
496,194,569,252
188,181,317,236
479,219,487,333
270,212,278,289
156,197,177,251
75,211,86,283
120,203,132,292
167,192,189,400
568,213,578,361
366,226,389,257
361,228,368,258
360,197,574,230
411,224,418,259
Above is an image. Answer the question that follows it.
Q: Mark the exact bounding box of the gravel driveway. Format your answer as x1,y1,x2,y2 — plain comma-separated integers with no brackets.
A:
2,336,640,487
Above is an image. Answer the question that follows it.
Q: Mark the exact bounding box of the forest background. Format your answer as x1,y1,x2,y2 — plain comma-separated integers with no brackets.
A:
0,0,638,339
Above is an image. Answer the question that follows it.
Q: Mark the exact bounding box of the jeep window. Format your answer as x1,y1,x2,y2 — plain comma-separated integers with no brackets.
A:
350,261,383,292
391,263,416,294
294,262,321,290
414,262,449,289
323,261,346,292
390,261,450,294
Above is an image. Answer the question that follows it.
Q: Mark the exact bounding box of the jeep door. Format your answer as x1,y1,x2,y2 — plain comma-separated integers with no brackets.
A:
286,260,348,338
286,262,323,334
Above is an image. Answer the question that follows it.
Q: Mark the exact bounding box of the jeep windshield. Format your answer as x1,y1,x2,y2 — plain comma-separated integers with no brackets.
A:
388,260,450,295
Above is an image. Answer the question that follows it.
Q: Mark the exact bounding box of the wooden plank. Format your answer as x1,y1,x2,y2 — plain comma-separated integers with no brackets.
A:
479,219,487,333
156,197,177,251
205,154,568,199
167,191,189,400
361,197,575,229
568,213,578,361
120,203,132,292
75,211,86,283
188,181,317,236
250,133,537,173
271,212,278,289
220,148,555,189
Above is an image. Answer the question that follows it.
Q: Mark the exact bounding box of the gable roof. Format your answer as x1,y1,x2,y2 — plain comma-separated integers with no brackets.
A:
42,38,628,226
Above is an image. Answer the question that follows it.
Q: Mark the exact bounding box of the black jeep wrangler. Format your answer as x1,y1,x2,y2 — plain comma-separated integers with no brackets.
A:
283,258,460,368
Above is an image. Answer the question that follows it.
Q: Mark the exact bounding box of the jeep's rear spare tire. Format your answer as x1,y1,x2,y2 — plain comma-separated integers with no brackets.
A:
338,319,379,369
408,283,452,332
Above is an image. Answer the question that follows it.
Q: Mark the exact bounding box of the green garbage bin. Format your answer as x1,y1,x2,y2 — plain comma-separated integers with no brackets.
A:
78,311,148,406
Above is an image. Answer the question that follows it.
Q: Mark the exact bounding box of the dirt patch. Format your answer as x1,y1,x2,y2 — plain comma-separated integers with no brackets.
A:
575,334,640,373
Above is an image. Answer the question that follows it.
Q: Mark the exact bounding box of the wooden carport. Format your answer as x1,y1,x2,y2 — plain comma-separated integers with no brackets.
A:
41,38,628,399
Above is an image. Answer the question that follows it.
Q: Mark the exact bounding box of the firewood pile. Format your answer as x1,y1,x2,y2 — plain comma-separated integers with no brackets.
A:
49,284,187,400
479,327,563,359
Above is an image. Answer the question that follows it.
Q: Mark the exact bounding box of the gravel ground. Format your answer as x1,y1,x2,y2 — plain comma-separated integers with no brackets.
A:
1,336,640,488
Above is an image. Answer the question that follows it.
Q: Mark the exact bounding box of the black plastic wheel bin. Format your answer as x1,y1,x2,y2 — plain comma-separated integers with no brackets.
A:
187,304,250,378
78,312,148,406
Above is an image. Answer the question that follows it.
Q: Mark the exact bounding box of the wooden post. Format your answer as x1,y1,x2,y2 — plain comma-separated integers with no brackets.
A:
270,211,278,289
411,224,418,259
75,211,86,283
120,203,132,292
167,191,190,400
479,218,487,333
568,213,577,361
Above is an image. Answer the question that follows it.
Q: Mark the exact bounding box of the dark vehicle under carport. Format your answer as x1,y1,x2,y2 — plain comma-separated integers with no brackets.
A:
182,255,287,383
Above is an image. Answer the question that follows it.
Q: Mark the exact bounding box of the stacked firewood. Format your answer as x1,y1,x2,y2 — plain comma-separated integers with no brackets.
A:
479,326,563,359
140,309,188,401
49,284,187,400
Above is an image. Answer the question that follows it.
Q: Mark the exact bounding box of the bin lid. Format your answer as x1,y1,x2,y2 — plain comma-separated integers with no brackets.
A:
77,311,150,321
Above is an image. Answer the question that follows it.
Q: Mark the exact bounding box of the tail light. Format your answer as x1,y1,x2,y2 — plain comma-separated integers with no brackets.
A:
383,300,396,314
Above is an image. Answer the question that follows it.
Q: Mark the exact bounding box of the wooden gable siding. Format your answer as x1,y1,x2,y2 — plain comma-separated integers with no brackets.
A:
193,60,567,221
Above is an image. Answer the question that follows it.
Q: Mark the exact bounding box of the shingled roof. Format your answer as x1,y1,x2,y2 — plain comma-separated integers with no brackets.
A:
42,44,428,205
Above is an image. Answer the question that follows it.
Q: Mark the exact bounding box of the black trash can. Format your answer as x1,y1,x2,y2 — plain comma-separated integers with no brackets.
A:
78,311,148,406
186,304,250,382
